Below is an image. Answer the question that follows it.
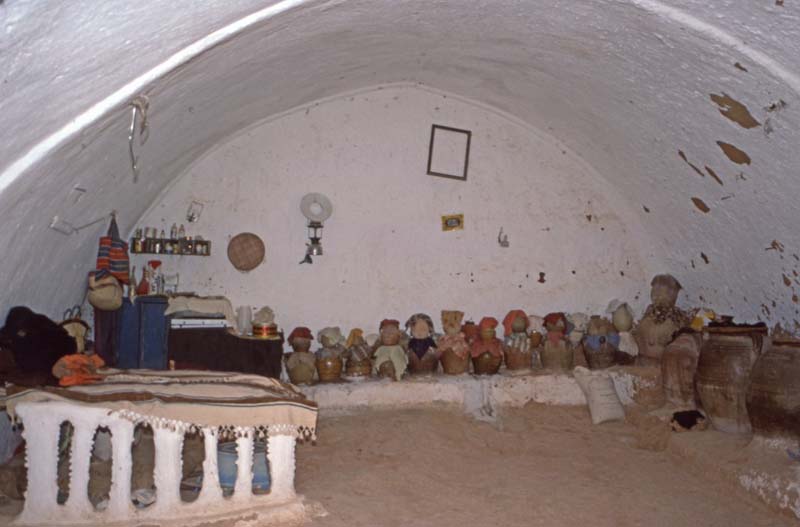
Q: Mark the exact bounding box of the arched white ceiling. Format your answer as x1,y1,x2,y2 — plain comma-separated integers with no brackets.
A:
1,0,799,327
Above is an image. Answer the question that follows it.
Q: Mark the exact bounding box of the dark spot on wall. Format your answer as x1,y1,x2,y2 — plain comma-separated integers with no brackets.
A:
783,274,792,287
776,0,784,6
701,253,709,264
691,260,696,269
793,294,798,303
762,304,771,316
571,270,576,275
766,240,785,253
710,93,760,129
586,214,593,222
678,150,705,177
704,166,724,186
643,205,650,213
619,271,625,276
691,197,710,213
734,62,748,72
538,272,546,283
717,141,751,165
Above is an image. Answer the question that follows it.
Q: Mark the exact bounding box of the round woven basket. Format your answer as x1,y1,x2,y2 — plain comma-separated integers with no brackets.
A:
227,232,265,271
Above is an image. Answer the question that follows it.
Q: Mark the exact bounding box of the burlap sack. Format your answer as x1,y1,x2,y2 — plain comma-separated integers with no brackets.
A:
87,273,123,311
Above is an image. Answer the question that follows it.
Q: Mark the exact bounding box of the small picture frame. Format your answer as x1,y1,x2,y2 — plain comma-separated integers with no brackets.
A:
427,124,471,181
441,214,464,231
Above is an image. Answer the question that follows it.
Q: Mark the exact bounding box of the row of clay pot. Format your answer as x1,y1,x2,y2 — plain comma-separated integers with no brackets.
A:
662,323,800,441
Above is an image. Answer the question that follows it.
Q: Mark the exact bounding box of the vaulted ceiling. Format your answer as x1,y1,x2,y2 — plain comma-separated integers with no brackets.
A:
1,0,798,327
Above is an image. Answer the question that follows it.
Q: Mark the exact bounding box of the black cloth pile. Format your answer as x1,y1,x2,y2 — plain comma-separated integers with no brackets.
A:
0,306,75,384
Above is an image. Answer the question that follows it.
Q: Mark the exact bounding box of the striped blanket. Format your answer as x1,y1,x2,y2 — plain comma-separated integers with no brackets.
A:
2,370,318,439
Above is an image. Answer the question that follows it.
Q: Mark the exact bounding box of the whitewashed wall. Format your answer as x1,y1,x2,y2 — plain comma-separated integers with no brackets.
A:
137,86,652,333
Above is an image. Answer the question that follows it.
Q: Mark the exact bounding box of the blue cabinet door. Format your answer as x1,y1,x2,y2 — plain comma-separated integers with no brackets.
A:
116,299,139,369
138,296,168,370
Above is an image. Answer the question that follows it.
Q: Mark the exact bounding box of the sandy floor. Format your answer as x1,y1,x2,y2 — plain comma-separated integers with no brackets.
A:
296,404,792,527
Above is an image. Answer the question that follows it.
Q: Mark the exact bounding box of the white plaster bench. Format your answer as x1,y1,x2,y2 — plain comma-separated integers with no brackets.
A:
2,370,317,527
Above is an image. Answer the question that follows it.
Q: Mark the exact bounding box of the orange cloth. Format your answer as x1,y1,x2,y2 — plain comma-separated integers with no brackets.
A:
502,310,528,337
54,354,105,387
478,317,498,331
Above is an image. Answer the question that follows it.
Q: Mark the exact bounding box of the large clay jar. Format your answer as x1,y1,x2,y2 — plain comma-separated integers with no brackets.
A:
439,311,471,375
441,349,470,375
472,352,502,375
344,329,372,379
503,310,532,372
470,318,503,375
316,356,343,382
661,331,702,407
345,356,372,378
286,353,316,385
408,352,439,375
286,328,316,385
696,325,767,434
747,339,800,440
582,316,618,370
541,339,573,371
406,313,439,376
462,321,480,344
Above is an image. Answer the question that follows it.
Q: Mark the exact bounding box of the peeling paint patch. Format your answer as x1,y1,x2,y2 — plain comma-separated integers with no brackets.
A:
710,93,760,129
717,141,751,165
704,166,724,186
691,197,710,213
678,150,705,177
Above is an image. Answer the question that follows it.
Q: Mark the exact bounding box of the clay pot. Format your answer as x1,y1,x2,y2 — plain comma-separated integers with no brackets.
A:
440,349,470,375
612,304,634,332
529,332,544,348
316,356,343,382
504,347,532,371
462,322,480,344
290,337,312,353
345,357,372,378
696,326,767,434
541,339,573,371
381,330,401,346
747,339,800,440
285,351,316,385
472,351,502,375
378,360,397,380
287,361,315,385
661,332,702,407
408,352,439,375
583,339,617,370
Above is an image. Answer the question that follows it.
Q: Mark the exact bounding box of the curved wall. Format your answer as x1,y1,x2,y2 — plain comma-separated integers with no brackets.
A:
0,0,799,330
137,85,652,331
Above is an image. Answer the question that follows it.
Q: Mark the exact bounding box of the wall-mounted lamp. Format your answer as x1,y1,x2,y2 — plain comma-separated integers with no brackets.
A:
299,193,333,264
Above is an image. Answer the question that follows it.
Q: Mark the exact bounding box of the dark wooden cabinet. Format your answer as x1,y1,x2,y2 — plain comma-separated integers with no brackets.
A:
168,328,284,378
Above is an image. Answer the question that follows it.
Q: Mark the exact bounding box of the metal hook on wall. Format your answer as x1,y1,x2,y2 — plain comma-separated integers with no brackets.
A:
128,95,150,183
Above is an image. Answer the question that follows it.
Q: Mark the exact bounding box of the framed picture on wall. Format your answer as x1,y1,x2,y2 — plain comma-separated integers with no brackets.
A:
426,124,471,181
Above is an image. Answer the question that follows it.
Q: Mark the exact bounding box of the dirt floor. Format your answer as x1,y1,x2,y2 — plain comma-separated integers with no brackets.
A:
295,404,793,527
